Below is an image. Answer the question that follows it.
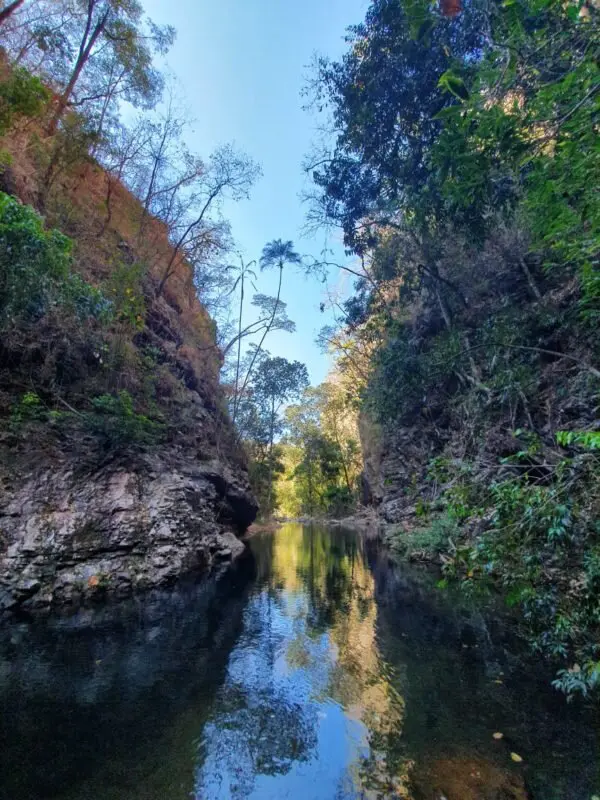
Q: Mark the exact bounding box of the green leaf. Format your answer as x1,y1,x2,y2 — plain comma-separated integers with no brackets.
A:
432,104,463,121
437,70,470,101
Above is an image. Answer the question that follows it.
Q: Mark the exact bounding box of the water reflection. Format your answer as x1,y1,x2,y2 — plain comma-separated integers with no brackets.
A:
195,524,599,800
196,524,410,798
0,524,597,800
0,560,255,800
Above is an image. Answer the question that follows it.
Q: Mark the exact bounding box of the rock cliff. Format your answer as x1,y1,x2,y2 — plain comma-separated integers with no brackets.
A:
0,104,258,614
0,444,257,613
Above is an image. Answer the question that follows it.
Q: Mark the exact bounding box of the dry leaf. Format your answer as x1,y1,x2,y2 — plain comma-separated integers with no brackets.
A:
510,752,523,763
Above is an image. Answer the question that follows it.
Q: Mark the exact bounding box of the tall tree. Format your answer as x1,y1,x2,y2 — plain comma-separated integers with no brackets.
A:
306,0,486,253
46,0,174,134
155,144,260,297
234,239,302,419
252,356,308,515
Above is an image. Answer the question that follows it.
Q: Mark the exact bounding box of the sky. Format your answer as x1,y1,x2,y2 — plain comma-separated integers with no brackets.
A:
140,0,369,385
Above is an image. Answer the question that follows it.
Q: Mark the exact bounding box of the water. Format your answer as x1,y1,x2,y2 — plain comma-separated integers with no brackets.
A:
0,524,598,799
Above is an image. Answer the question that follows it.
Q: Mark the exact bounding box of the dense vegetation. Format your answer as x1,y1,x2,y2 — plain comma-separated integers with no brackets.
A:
1,0,599,702
303,0,600,697
0,1,288,461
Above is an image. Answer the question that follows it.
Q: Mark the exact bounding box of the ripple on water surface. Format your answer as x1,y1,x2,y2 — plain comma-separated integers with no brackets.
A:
0,523,597,799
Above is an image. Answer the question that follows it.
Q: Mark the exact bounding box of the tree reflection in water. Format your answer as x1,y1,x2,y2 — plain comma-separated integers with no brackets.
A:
1,523,596,799
194,523,411,799
194,524,599,800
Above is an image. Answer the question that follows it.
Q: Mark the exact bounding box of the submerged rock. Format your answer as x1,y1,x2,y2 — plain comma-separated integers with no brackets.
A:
411,755,530,800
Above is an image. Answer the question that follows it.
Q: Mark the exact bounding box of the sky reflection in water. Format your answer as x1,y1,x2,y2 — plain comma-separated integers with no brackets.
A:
195,524,403,798
0,523,597,800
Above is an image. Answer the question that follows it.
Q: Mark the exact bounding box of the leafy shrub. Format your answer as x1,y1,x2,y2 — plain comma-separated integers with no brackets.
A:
0,67,49,135
9,391,45,427
438,452,600,697
387,514,460,559
8,391,68,432
0,192,108,328
106,260,146,331
85,390,164,448
368,324,462,422
557,430,600,451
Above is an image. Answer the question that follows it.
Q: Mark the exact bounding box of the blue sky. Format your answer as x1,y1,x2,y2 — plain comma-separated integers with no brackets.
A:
140,0,368,384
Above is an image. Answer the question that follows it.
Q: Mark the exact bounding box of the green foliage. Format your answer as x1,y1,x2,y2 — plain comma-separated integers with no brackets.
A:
552,661,600,700
281,386,360,517
306,0,600,699
322,484,355,517
106,260,146,331
0,192,108,328
368,323,463,421
8,390,68,432
308,0,487,249
0,67,49,135
239,354,309,516
85,390,164,448
557,430,600,450
387,514,461,559
428,0,600,303
435,450,600,696
9,391,45,428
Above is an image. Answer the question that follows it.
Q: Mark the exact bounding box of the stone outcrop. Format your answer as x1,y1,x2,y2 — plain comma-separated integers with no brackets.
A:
0,447,257,614
359,407,436,524
0,93,260,617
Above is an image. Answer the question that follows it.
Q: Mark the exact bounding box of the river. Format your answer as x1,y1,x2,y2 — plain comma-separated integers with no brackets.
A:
0,523,597,799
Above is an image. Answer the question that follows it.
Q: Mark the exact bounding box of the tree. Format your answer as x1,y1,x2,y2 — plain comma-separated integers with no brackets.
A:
94,116,154,234
251,356,308,515
46,0,174,134
0,1,78,81
155,144,260,297
305,0,487,253
301,0,600,698
316,380,362,497
283,384,360,517
233,239,302,421
223,256,296,424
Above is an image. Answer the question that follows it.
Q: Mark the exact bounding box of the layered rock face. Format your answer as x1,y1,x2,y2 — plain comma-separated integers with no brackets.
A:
359,409,431,524
0,116,259,614
0,447,257,613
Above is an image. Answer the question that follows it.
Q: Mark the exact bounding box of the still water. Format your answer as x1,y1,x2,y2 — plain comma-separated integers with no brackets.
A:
0,524,598,799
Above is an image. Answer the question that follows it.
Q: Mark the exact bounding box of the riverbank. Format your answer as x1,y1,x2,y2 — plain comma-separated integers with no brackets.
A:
247,507,384,537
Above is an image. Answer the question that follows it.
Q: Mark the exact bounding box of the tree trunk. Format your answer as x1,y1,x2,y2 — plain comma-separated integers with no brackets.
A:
92,65,125,155
235,262,283,425
0,0,26,26
519,257,543,303
435,283,453,330
330,421,352,494
232,270,245,424
307,450,314,515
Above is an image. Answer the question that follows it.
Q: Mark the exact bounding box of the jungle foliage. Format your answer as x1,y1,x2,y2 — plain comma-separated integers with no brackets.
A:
308,0,600,696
